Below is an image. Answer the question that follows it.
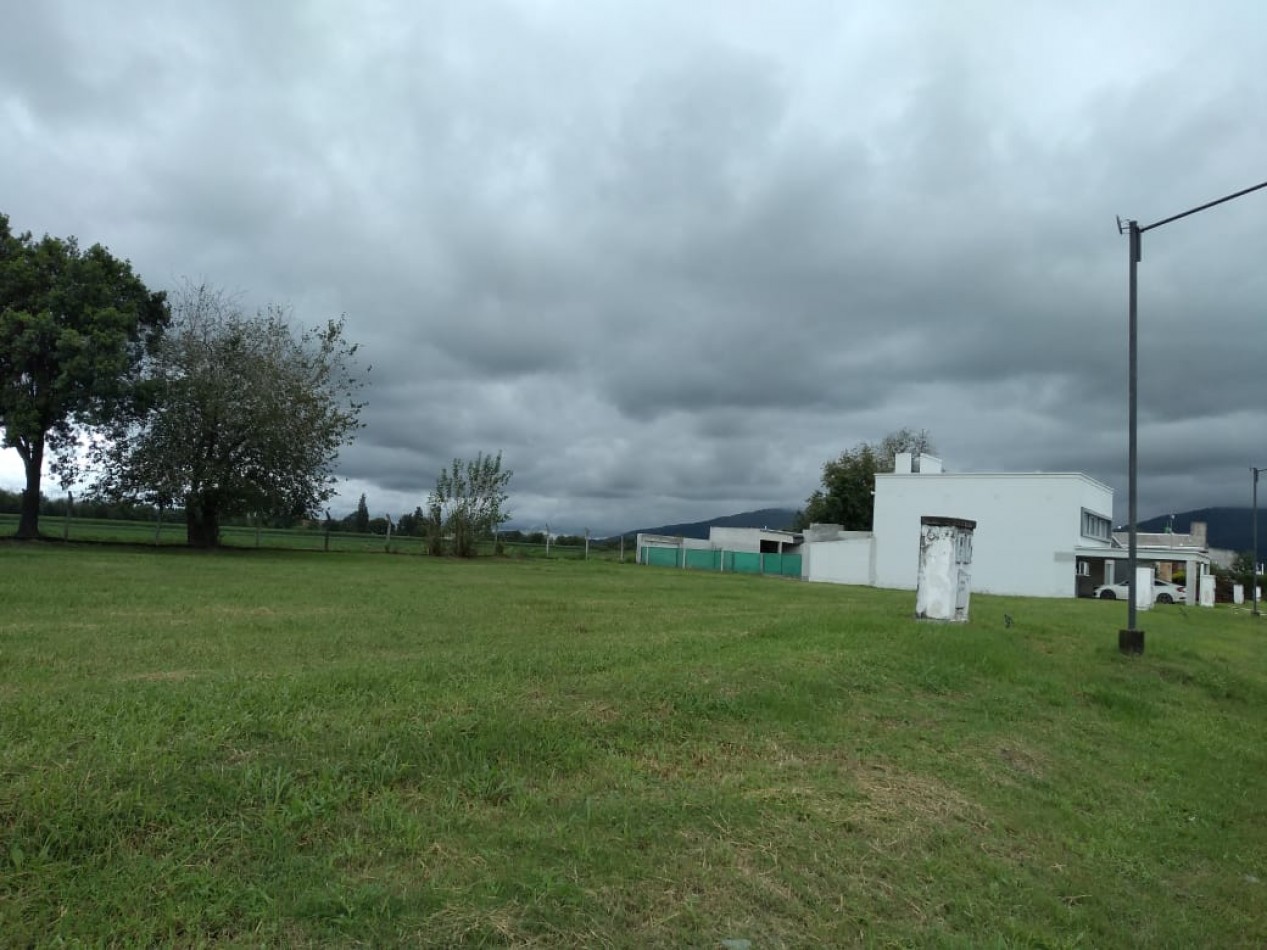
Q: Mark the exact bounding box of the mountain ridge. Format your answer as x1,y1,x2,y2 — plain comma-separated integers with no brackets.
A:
616,507,798,540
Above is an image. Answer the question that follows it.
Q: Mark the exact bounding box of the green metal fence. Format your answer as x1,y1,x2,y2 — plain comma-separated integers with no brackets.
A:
640,544,801,579
644,546,681,568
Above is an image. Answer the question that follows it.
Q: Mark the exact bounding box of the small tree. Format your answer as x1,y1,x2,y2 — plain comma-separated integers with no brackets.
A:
397,506,425,536
354,493,370,533
1231,550,1257,589
96,283,366,547
425,499,444,556
428,452,512,557
795,428,934,531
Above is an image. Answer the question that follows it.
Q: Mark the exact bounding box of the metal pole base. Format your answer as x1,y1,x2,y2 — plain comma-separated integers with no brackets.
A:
1118,629,1145,655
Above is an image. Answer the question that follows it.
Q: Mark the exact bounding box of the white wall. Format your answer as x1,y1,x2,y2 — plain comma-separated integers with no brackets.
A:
709,527,759,552
871,472,1113,598
802,535,874,585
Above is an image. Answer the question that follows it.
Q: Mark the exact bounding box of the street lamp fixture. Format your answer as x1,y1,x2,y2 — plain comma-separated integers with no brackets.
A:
1118,178,1267,655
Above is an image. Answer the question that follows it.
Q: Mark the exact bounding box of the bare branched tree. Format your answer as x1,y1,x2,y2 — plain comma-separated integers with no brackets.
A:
95,283,367,546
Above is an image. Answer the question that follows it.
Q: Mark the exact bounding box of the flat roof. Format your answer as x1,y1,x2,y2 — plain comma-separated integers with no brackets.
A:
876,470,1113,493
1075,546,1211,562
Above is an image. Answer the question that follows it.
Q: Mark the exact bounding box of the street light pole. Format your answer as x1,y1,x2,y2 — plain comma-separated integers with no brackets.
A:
1122,220,1141,651
1117,178,1267,655
1254,467,1263,617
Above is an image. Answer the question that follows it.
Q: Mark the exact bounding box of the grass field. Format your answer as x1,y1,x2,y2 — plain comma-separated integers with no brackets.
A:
2,543,1265,946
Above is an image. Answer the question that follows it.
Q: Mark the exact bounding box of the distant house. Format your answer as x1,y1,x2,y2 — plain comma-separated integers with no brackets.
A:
1115,522,1231,572
635,527,802,577
1114,521,1221,580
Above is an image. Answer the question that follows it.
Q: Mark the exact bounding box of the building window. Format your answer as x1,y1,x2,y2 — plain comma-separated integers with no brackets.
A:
1081,509,1111,542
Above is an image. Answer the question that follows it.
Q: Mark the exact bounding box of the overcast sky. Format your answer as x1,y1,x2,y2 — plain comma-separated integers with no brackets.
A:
3,1,1265,535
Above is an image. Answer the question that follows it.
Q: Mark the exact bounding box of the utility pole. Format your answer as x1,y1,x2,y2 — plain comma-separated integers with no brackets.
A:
1117,178,1267,654
1254,467,1264,617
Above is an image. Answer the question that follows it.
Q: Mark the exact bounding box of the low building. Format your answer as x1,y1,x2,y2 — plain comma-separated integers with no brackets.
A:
706,526,800,554
1105,522,1214,588
636,527,802,577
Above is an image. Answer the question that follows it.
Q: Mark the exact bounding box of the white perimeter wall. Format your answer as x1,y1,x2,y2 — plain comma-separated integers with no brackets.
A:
802,534,874,585
709,527,762,552
871,473,1113,598
707,527,800,553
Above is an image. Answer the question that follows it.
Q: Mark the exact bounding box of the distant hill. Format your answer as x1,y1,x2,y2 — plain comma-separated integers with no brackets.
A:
1136,507,1267,553
618,507,798,541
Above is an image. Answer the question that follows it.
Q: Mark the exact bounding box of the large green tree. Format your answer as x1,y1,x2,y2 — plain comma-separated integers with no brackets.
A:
795,428,935,531
0,214,168,538
96,283,366,547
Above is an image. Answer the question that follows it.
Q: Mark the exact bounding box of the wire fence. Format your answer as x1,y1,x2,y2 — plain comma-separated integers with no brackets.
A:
0,513,628,561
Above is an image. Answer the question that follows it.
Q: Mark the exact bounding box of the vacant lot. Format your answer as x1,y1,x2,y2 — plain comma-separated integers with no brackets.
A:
2,544,1264,946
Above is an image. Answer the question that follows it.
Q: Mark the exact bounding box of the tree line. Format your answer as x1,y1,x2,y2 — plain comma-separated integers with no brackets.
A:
1,214,367,546
0,488,167,522
1,212,530,553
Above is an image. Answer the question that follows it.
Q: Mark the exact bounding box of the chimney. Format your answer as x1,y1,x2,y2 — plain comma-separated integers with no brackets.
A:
917,453,943,474
1189,521,1207,549
894,452,913,474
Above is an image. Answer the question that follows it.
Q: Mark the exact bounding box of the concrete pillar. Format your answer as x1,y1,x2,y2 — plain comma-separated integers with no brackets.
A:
915,516,976,622
1199,574,1216,607
1233,584,1244,605
1135,566,1154,612
1184,560,1198,605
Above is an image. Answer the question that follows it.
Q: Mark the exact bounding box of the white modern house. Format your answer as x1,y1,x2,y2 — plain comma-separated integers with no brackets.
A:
802,453,1212,600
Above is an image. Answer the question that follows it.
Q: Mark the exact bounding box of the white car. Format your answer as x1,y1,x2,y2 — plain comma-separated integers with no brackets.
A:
1093,579,1185,604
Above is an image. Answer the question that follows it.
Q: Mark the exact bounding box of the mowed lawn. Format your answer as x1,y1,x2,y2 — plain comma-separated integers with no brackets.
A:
2,545,1265,947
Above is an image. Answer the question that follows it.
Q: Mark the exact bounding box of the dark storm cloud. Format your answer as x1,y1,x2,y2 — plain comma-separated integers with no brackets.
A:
2,0,1265,534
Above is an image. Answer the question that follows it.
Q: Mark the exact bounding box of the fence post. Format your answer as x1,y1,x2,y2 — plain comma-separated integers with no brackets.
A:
154,503,164,546
620,534,624,563
385,516,394,553
545,524,551,558
63,490,72,541
584,529,590,561
324,510,332,552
